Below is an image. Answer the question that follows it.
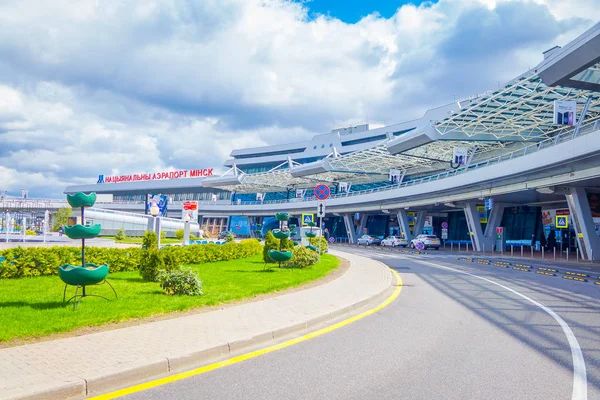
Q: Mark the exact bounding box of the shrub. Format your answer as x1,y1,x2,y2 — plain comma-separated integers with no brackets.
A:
308,236,328,252
175,229,185,240
142,231,158,249
115,228,126,241
26,230,37,236
225,232,235,243
139,248,164,282
0,239,263,279
160,231,166,240
285,246,318,269
263,231,279,263
158,269,203,296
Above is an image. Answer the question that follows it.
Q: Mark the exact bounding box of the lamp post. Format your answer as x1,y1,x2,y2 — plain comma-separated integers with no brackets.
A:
183,213,191,246
149,203,161,248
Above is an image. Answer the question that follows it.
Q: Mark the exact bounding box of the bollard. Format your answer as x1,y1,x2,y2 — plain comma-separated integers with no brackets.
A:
521,246,524,258
451,242,454,252
567,248,569,261
554,247,556,260
458,242,461,252
511,245,514,257
531,247,533,258
577,248,579,263
466,243,469,252
542,247,544,259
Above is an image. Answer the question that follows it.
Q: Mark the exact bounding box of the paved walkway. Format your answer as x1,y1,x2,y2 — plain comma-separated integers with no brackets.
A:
1,250,392,400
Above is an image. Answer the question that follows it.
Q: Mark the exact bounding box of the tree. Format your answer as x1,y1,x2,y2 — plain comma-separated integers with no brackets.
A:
52,207,72,231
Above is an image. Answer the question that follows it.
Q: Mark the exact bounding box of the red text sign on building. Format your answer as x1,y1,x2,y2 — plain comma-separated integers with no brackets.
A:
183,201,198,210
98,169,213,184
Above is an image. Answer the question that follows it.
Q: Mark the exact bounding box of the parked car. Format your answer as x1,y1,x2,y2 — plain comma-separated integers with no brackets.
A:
410,234,441,249
357,234,375,246
380,236,408,247
218,230,236,239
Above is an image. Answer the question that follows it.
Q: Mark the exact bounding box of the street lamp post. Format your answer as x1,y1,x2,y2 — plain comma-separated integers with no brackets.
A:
149,203,161,248
183,213,191,246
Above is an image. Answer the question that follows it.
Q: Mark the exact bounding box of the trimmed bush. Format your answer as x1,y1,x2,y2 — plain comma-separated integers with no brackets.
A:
285,246,318,269
225,232,235,243
263,231,279,263
0,238,263,279
175,229,185,240
308,236,328,252
158,269,203,296
115,228,126,241
26,230,37,236
139,247,164,282
142,231,158,249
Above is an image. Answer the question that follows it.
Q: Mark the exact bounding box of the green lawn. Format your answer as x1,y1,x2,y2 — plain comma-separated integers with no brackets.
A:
0,254,339,342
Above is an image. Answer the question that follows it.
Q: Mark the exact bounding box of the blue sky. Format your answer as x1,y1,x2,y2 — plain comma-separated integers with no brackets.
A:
301,0,434,22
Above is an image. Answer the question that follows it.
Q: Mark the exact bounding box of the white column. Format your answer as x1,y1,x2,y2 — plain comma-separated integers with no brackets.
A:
463,203,485,251
566,187,600,260
343,214,358,244
396,209,414,242
483,203,507,251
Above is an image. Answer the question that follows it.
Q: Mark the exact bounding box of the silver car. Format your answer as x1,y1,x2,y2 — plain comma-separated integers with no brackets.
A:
357,234,375,246
380,236,408,247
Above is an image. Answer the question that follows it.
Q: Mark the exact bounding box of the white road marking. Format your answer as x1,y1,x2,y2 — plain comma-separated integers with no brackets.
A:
413,258,588,400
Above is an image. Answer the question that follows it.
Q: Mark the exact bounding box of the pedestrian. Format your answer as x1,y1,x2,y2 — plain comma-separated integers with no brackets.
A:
58,225,64,236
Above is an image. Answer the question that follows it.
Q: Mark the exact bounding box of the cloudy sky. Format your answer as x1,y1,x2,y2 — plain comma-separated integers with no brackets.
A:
0,0,596,198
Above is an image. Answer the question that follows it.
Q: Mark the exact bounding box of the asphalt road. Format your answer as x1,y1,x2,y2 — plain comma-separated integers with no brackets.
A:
124,247,600,400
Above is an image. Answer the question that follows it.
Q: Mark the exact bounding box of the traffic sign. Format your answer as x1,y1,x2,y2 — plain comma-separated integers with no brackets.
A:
317,201,326,218
415,241,425,251
301,213,314,226
328,237,336,243
556,215,569,229
314,184,331,200
441,221,449,229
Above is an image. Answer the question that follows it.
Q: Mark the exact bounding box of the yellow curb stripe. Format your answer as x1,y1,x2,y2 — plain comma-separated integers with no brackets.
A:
89,269,403,399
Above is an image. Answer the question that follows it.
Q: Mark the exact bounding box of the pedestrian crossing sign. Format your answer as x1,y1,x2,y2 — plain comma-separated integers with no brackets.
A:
302,213,314,226
556,215,568,229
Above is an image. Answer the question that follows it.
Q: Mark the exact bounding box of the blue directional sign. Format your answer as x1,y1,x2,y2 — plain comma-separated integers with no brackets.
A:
314,184,331,201
484,197,494,210
302,213,314,226
556,215,568,229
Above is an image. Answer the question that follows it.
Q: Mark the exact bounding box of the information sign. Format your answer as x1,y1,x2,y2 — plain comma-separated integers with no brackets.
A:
556,215,569,229
317,201,326,218
302,213,315,226
441,221,449,229
441,229,448,240
314,184,331,201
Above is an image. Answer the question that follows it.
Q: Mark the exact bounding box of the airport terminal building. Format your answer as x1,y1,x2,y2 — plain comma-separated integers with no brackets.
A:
65,22,600,259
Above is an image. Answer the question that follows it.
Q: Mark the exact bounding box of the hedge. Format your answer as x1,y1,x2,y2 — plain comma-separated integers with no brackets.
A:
0,239,263,279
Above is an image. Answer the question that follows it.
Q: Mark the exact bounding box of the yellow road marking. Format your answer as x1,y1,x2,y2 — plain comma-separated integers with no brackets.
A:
89,269,403,399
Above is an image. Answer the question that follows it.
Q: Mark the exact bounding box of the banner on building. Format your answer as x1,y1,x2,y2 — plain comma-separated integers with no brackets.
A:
389,169,402,184
339,182,350,194
553,100,577,126
256,193,264,202
182,201,198,221
295,189,304,199
146,194,169,217
211,194,218,202
453,147,468,165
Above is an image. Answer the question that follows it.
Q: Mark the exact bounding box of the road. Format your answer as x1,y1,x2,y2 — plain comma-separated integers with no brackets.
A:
123,247,600,400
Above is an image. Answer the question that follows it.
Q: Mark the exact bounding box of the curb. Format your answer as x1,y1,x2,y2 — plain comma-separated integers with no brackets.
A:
10,252,395,400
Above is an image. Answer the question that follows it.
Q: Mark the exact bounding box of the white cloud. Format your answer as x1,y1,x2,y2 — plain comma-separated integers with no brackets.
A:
0,0,595,197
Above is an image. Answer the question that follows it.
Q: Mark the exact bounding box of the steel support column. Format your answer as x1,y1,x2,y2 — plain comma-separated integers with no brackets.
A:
463,203,485,252
566,187,600,260
396,210,414,242
483,203,507,251
343,213,358,244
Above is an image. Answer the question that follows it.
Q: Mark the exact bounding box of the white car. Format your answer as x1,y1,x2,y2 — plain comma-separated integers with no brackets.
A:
357,234,375,246
380,236,408,247
410,234,441,250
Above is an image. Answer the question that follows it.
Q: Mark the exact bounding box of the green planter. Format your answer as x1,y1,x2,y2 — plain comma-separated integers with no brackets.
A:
272,229,291,239
306,222,317,227
268,250,293,262
65,224,102,239
305,231,317,238
58,263,109,286
66,192,97,208
293,241,299,246
306,245,318,251
275,213,290,222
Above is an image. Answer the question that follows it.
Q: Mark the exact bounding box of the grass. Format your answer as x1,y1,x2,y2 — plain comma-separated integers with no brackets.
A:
0,253,339,342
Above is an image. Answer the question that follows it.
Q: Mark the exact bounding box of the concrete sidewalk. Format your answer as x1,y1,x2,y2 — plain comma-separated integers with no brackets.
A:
0,250,393,400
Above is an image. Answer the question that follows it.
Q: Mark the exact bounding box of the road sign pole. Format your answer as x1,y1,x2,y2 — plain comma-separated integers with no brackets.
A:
318,216,323,260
